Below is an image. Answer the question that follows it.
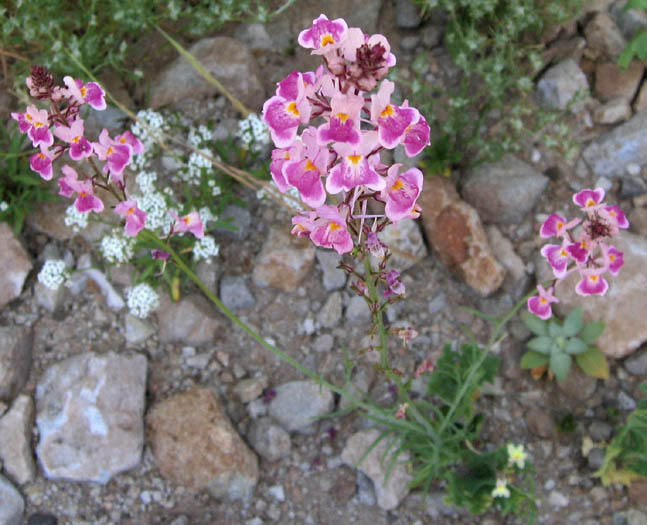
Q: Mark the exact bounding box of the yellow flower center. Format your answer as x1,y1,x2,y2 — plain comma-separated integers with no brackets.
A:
127,207,135,215
391,179,404,191
347,154,362,165
540,297,548,304
34,121,44,128
589,275,599,282
321,34,335,46
305,159,317,171
329,222,342,231
106,146,114,155
336,113,349,122
380,105,395,118
557,221,564,229
586,198,595,207
286,101,299,117
80,191,88,198
72,136,80,144
25,114,33,121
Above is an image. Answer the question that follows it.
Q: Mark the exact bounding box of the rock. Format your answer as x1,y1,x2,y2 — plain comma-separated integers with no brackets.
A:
341,428,412,510
0,394,35,484
215,205,252,241
35,351,147,483
526,407,557,438
316,249,347,291
595,61,644,103
312,333,334,353
147,388,258,500
588,447,606,470
345,295,371,325
462,155,548,225
536,59,589,110
589,420,613,442
418,177,505,297
124,314,155,345
376,219,428,271
634,81,647,112
545,37,587,64
584,13,627,60
34,280,67,314
150,37,265,112
157,294,219,346
624,349,647,375
233,375,268,403
233,23,274,52
252,228,316,291
268,380,334,434
581,112,647,179
0,474,23,525
0,223,32,310
26,513,58,525
0,326,33,401
421,25,444,48
621,175,647,199
340,365,375,411
318,291,343,329
628,480,647,507
84,105,127,139
557,366,597,402
485,226,528,296
26,201,109,243
395,0,422,28
612,1,647,41
356,470,377,505
593,97,633,125
219,275,255,311
548,490,569,508
536,232,647,358
619,391,637,411
247,417,291,462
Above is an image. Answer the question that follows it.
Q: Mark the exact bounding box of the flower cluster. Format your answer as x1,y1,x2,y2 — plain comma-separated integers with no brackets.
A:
262,14,430,257
38,259,70,290
528,188,629,319
126,283,160,319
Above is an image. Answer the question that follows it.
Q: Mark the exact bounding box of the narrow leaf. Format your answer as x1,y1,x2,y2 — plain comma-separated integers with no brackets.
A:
563,308,582,337
580,321,605,345
575,347,610,380
521,311,547,336
550,352,572,381
520,350,550,369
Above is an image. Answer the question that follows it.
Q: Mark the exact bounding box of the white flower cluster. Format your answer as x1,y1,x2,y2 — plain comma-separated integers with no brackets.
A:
126,283,160,319
64,204,89,231
198,206,217,227
207,178,222,197
135,171,158,193
181,150,213,185
193,235,220,262
136,191,173,235
0,201,8,212
100,229,135,264
237,113,270,151
38,259,69,290
188,124,212,148
131,109,169,170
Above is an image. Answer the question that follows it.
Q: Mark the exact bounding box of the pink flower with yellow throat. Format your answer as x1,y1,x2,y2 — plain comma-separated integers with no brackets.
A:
114,200,147,237
170,211,204,239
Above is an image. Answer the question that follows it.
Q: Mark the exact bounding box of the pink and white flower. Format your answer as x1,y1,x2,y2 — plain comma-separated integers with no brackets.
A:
13,105,53,147
170,211,204,239
527,284,559,320
540,213,580,239
54,118,92,160
540,242,571,279
370,80,419,149
92,128,132,181
402,114,430,158
282,128,329,208
63,76,107,110
57,165,103,213
575,269,609,296
326,131,385,194
263,72,312,148
114,200,147,236
29,145,54,180
310,205,354,254
298,14,348,54
573,188,605,211
317,92,363,147
381,164,423,223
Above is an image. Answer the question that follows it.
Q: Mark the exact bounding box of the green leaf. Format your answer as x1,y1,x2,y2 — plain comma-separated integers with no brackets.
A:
521,311,547,336
562,308,582,337
626,0,647,11
618,30,647,68
520,350,550,369
548,320,562,338
527,336,553,354
550,352,572,381
565,338,589,355
575,347,609,380
580,321,605,345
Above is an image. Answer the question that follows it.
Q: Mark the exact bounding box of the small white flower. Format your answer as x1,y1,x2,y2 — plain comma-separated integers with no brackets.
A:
507,443,528,469
127,283,160,319
492,478,510,498
193,235,220,262
0,201,8,212
64,204,89,231
38,259,69,290
100,230,135,264
237,113,270,151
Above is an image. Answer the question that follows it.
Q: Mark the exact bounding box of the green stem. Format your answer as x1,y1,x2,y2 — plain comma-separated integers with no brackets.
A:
362,255,388,369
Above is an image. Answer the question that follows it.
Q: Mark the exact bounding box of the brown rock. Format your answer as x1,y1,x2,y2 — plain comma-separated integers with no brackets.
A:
252,227,316,291
634,81,647,112
595,61,644,102
0,326,33,402
147,388,259,500
0,223,32,310
156,294,219,346
526,407,558,438
584,13,627,60
418,178,504,297
628,480,647,509
150,37,265,112
592,97,633,124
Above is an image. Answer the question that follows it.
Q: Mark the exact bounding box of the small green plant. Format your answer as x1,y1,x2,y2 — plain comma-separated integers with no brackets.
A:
0,124,59,234
618,0,647,68
596,384,647,486
520,308,609,381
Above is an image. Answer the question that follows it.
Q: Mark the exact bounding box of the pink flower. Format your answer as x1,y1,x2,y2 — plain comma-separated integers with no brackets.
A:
114,200,147,236
575,269,609,296
54,118,92,160
291,211,318,238
566,233,593,264
29,146,54,180
58,165,79,198
310,205,354,254
384,269,405,297
115,130,144,154
298,14,349,54
326,131,385,194
601,205,629,230
171,211,204,239
263,72,312,148
539,213,580,239
282,128,329,208
573,188,605,211
527,284,559,320
15,105,53,147
92,128,132,181
63,76,107,110
395,403,408,419
370,80,419,149
602,244,624,276
415,358,434,378
151,249,170,260
270,148,291,192
540,243,571,279
366,231,387,258
57,165,103,213
381,164,423,223
317,92,363,147
402,114,430,158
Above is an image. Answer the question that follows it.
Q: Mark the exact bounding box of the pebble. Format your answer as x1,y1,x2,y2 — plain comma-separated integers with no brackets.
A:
0,325,33,401
233,375,269,403
317,292,343,329
624,350,647,375
124,314,155,345
0,223,33,310
589,420,613,442
268,380,334,434
618,391,637,411
220,275,256,311
0,474,24,524
0,394,36,484
536,59,589,110
344,295,371,325
587,447,605,470
395,0,422,28
315,250,347,291
548,490,569,508
157,294,220,346
268,485,285,502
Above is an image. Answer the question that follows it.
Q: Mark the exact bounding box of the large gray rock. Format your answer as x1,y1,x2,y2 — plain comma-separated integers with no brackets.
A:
0,223,32,310
0,326,33,402
462,154,548,225
0,474,23,525
536,59,589,110
247,417,291,462
536,232,647,358
581,112,647,179
147,388,258,500
35,351,147,483
341,428,412,510
316,249,347,291
150,36,265,112
0,394,35,484
268,380,334,434
157,294,219,346
219,275,255,311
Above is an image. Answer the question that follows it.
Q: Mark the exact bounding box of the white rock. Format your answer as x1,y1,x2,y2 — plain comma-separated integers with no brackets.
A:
0,394,35,484
268,381,334,434
0,474,23,525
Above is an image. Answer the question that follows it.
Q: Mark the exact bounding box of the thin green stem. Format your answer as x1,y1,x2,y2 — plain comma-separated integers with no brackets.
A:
362,255,388,369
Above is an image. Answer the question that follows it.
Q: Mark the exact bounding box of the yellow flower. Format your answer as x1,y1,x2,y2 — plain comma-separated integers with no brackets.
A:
507,443,528,469
492,478,510,498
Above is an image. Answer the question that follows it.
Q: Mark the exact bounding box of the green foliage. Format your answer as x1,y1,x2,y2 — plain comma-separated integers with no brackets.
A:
520,309,608,381
618,0,647,68
596,384,647,486
405,0,582,170
0,124,59,234
1,0,295,82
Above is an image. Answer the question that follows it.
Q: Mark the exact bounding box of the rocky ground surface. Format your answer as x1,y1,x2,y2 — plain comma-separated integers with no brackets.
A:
2,0,647,524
